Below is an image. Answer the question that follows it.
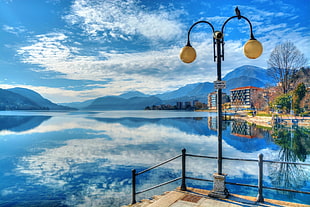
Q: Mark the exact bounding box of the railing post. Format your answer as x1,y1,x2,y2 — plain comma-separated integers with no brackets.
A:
181,148,187,191
257,153,264,202
132,169,137,204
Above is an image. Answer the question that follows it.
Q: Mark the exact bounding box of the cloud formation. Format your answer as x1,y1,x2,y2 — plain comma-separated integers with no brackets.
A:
2,25,27,35
64,0,184,42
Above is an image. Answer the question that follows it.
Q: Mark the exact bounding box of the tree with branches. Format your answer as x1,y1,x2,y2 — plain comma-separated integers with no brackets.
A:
267,41,308,94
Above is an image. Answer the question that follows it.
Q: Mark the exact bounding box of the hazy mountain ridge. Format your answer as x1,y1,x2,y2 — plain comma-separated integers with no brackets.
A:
0,88,74,111
85,96,161,110
65,65,273,110
119,91,149,99
223,65,272,82
0,89,43,110
223,76,265,93
155,82,200,100
160,65,272,104
1,65,274,111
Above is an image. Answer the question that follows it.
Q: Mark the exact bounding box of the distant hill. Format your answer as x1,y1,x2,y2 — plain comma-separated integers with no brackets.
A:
0,89,43,110
156,82,200,100
223,65,270,81
0,88,74,111
60,99,94,109
60,91,150,109
85,96,161,110
223,76,265,93
222,65,273,93
157,65,272,103
119,91,149,99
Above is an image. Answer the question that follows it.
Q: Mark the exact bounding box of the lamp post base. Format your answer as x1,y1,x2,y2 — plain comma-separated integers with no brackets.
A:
209,173,229,198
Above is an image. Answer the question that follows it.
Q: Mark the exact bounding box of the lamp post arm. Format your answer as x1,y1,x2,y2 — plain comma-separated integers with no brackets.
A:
220,15,256,60
186,21,215,61
221,15,255,39
186,20,215,46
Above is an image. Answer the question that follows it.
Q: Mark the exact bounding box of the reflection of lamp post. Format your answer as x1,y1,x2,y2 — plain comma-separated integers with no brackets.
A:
263,90,269,113
180,7,263,198
289,95,294,116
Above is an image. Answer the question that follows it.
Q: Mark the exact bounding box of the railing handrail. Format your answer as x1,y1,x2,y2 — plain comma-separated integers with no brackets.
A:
136,177,182,195
131,148,310,204
187,153,310,166
261,159,310,166
136,154,181,176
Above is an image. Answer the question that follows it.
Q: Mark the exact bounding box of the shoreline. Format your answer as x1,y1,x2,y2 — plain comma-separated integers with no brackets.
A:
232,114,310,128
196,109,310,127
234,115,273,128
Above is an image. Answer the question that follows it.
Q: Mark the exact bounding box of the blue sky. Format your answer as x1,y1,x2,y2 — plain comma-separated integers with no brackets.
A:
0,0,309,103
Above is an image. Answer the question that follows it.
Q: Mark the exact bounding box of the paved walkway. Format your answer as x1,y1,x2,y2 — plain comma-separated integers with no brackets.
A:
124,187,310,207
235,114,310,127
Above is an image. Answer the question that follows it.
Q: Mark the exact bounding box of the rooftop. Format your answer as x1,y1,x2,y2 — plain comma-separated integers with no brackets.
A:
230,86,263,91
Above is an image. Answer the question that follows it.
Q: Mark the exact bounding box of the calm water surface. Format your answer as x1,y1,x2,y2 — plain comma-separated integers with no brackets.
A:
0,110,309,206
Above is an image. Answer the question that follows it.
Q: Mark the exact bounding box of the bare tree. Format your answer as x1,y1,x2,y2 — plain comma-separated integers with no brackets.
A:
251,89,265,110
267,41,308,94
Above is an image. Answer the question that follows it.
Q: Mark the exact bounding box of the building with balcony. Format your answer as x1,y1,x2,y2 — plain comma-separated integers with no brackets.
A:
230,86,263,109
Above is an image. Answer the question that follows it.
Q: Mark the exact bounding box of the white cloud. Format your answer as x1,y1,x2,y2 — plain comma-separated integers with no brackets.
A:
18,33,75,66
15,32,191,99
64,0,184,42
2,25,27,35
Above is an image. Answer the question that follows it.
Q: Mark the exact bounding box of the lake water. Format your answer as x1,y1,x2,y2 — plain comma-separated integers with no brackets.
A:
0,110,309,206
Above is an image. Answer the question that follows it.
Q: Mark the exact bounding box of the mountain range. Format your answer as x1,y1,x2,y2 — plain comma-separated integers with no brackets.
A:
0,65,274,111
0,88,74,111
64,65,274,110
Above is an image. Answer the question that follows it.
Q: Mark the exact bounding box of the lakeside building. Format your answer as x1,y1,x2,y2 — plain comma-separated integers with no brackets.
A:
176,101,196,110
230,86,263,109
176,101,192,110
207,91,229,110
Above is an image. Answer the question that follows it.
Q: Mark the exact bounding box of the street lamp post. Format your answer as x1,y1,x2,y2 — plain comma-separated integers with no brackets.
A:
180,7,263,198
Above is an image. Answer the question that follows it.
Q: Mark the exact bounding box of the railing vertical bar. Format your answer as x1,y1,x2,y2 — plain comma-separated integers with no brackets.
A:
131,169,136,204
257,154,264,202
181,148,187,191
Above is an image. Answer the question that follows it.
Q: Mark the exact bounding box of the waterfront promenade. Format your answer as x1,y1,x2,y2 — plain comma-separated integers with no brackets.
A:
124,187,309,207
230,112,310,128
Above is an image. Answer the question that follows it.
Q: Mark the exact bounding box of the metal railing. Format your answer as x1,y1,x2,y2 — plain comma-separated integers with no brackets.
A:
131,148,310,204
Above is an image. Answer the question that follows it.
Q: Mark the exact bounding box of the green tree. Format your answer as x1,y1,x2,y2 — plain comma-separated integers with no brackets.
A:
272,93,292,113
293,83,306,114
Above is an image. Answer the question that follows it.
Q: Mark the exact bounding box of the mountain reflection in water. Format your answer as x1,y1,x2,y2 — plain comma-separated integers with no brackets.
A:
0,111,309,206
0,115,51,132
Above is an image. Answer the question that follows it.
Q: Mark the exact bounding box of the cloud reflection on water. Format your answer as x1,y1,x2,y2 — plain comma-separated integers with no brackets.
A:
1,111,308,206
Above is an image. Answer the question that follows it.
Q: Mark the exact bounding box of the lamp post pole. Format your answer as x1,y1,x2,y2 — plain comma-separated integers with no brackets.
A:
179,7,263,198
216,38,223,175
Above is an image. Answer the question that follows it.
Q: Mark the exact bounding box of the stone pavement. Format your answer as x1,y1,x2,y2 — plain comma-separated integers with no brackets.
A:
124,187,310,207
